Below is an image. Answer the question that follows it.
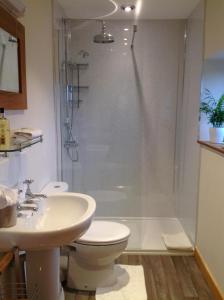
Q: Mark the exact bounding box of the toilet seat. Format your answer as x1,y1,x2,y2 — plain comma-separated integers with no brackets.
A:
75,221,130,246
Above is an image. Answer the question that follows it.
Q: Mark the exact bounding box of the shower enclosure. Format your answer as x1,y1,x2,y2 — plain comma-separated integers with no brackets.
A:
54,1,204,251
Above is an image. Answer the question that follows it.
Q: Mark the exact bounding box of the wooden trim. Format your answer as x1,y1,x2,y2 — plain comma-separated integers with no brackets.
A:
0,251,13,274
0,5,27,109
198,140,224,156
194,248,224,300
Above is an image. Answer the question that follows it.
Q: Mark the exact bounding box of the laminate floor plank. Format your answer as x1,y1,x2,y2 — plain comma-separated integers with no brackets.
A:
172,256,198,298
65,254,216,300
147,256,172,300
183,256,215,300
161,256,185,300
141,256,160,300
128,254,142,265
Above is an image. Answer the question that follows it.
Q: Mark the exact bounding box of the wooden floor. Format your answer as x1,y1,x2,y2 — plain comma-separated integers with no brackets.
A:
65,254,216,300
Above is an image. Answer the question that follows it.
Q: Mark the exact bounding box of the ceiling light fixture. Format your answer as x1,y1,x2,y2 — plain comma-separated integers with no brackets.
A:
121,5,135,13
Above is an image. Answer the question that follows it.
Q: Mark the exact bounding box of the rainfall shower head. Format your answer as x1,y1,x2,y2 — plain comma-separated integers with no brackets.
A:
93,21,114,44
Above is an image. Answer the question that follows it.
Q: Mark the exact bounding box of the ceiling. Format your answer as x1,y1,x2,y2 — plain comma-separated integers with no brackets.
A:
58,0,201,20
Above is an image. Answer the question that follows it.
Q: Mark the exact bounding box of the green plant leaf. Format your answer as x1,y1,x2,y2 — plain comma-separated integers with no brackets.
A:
200,90,224,127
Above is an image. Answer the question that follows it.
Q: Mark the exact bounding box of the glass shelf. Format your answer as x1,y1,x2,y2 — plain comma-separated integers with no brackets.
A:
0,135,43,156
73,86,89,89
73,63,89,69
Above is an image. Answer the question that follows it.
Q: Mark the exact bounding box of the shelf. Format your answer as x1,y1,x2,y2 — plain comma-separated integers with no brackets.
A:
73,86,89,89
0,135,43,155
73,63,89,70
198,140,224,156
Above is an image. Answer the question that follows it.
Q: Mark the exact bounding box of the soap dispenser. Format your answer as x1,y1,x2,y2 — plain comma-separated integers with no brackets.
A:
0,108,10,150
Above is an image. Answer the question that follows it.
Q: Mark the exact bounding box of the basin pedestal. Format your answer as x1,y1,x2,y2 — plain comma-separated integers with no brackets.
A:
26,248,64,300
0,193,96,299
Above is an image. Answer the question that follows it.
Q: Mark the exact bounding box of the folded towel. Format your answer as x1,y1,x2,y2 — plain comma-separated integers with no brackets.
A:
162,232,193,251
14,128,42,139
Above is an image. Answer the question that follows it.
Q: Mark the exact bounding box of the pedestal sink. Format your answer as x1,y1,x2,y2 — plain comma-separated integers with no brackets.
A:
0,193,96,300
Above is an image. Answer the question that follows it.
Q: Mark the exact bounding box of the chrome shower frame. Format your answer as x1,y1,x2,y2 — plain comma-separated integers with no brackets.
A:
131,25,138,49
62,19,79,162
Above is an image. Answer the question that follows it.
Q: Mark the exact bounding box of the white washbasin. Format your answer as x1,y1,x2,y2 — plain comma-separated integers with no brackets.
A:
0,193,96,251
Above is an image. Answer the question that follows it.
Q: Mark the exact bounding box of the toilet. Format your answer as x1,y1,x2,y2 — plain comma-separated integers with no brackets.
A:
67,220,130,291
41,182,130,291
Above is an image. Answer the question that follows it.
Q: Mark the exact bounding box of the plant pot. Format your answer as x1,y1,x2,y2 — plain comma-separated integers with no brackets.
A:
209,127,224,143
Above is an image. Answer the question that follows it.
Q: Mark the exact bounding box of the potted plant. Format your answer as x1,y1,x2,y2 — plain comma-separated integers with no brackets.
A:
200,89,224,143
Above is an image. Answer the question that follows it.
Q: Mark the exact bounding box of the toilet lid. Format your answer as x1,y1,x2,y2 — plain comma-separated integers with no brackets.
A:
76,221,130,245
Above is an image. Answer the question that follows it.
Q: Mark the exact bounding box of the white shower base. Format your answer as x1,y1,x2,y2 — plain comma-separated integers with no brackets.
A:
97,217,194,254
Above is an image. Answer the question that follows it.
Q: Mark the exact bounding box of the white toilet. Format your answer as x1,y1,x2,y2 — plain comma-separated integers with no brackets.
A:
41,182,130,291
67,220,130,291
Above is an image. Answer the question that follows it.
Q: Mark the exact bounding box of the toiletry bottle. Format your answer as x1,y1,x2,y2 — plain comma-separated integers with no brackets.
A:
0,108,10,150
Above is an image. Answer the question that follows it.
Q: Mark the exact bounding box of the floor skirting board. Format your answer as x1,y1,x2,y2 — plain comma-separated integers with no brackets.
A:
194,248,224,300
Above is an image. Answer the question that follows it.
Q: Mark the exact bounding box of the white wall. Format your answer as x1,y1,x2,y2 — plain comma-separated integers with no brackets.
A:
53,0,65,180
197,147,224,295
0,0,57,192
61,20,185,218
196,1,224,295
175,1,204,243
205,0,224,59
200,59,224,140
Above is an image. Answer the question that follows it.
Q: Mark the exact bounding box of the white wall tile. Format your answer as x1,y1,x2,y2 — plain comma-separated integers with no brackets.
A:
61,20,185,218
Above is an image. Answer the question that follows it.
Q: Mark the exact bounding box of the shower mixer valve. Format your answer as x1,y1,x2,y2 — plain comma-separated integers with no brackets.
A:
64,139,79,149
64,118,70,127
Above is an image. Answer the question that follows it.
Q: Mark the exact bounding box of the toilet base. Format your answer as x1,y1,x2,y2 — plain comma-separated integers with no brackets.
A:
67,250,116,291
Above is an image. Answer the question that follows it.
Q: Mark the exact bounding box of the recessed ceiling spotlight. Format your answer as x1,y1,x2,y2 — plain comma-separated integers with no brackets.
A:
121,5,135,13
124,28,129,31
124,38,128,41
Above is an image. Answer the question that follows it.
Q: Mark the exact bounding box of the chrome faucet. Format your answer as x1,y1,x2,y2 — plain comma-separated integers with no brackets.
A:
23,179,47,204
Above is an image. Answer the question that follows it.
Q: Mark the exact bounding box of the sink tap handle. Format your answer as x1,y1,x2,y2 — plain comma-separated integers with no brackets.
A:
23,179,34,197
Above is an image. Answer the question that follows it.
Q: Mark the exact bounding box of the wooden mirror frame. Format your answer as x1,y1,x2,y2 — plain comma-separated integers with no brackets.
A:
0,5,27,109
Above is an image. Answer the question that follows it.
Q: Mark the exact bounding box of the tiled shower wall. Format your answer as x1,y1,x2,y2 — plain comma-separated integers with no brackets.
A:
61,19,186,218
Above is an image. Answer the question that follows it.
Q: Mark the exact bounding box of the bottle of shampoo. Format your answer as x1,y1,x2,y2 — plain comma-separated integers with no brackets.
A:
0,108,10,150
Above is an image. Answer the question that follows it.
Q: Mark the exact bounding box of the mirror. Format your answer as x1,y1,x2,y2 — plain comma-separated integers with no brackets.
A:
0,28,19,93
0,5,27,109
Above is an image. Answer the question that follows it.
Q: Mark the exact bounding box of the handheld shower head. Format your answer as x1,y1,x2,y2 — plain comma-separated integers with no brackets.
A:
93,21,114,44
